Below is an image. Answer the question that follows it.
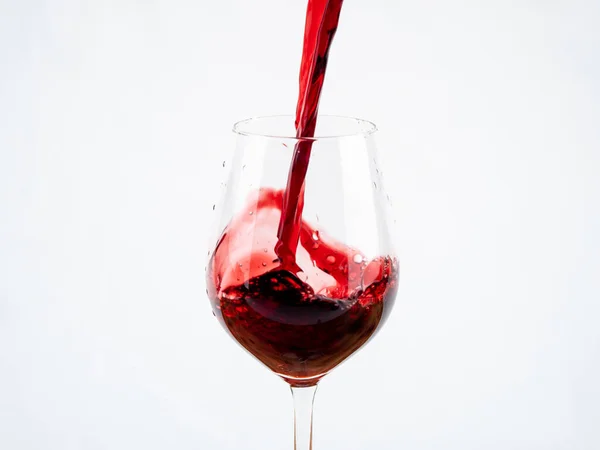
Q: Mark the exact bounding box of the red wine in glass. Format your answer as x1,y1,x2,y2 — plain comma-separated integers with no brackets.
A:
206,120,398,448
206,1,398,448
209,189,398,386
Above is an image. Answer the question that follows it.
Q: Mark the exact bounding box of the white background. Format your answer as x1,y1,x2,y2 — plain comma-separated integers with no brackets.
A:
1,1,599,449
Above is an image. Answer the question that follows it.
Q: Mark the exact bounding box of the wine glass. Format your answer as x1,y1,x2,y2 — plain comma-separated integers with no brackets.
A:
206,115,398,449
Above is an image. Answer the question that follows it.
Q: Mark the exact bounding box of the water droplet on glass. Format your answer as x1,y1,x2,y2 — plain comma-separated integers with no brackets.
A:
373,182,377,189
238,263,243,268
212,204,215,210
249,211,254,216
353,254,364,264
263,248,268,253
212,311,216,317
283,143,288,148
262,262,267,267
242,164,246,170
312,231,320,241
222,161,226,167
326,255,336,264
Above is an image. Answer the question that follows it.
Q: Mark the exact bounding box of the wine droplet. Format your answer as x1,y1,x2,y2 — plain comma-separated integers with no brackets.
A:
312,231,320,241
326,255,336,264
262,262,267,267
353,254,364,264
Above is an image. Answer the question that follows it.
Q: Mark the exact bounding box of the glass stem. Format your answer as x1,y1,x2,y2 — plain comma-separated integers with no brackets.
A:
291,385,318,450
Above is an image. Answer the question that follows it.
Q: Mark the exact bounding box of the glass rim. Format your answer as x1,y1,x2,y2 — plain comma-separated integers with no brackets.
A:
232,114,378,141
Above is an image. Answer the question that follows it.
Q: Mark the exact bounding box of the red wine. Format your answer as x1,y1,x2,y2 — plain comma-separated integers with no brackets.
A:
207,0,398,386
276,0,344,268
208,189,398,386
